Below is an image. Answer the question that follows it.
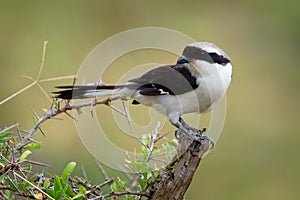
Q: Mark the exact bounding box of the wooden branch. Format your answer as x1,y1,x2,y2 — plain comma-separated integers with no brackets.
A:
150,129,212,200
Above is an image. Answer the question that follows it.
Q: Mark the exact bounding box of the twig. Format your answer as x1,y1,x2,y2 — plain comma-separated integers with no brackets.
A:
95,178,114,189
14,96,125,151
0,190,10,200
36,41,48,81
38,75,75,82
81,165,88,181
0,41,75,106
0,123,19,134
95,159,109,180
15,125,23,141
146,122,161,162
69,176,114,195
122,100,133,131
102,190,151,199
24,160,51,167
14,172,55,200
0,81,37,106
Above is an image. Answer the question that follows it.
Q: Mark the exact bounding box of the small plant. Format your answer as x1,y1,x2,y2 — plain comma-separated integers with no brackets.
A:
0,120,177,199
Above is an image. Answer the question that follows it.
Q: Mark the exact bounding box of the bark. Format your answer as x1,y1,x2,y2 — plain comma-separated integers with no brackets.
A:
150,129,211,200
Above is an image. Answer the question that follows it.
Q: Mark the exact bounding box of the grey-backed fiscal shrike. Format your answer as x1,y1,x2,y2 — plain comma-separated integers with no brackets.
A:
54,42,232,145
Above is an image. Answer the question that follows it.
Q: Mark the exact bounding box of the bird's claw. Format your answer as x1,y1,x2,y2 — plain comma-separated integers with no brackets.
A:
173,121,214,155
195,134,214,149
176,125,214,156
189,134,214,156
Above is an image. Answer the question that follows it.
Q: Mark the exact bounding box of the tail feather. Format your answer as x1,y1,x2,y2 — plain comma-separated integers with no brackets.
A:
53,85,124,99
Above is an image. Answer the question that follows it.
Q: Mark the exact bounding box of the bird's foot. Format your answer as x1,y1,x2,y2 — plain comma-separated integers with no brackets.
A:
174,123,214,156
173,118,214,148
175,126,206,139
188,133,214,156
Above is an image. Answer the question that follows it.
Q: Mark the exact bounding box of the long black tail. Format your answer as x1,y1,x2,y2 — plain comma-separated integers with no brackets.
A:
53,85,124,99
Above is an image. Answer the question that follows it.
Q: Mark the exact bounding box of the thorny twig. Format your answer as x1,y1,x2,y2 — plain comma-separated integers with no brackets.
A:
146,122,161,162
0,41,74,106
95,159,109,180
14,95,126,151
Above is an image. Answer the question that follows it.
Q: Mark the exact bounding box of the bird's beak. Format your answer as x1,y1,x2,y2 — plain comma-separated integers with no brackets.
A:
176,56,189,64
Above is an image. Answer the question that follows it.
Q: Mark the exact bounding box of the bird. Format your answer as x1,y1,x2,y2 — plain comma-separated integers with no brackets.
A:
53,42,232,145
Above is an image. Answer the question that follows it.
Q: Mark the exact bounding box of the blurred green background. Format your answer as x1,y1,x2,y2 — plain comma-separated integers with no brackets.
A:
1,1,299,199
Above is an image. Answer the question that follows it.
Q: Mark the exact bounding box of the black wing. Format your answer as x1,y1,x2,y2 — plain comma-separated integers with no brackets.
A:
128,64,199,96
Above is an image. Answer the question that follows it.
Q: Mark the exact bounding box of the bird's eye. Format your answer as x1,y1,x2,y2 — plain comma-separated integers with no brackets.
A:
208,53,230,65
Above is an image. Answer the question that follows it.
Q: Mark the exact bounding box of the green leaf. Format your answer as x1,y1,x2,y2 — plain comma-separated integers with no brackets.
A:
116,177,125,190
146,172,153,180
54,190,64,199
142,171,148,181
141,135,149,150
0,131,12,139
72,186,86,199
162,142,176,154
27,163,32,172
61,161,76,182
24,142,42,150
53,175,61,191
110,182,118,192
72,193,85,200
128,196,134,200
19,150,31,162
137,177,146,189
43,178,51,188
151,171,157,180
53,175,63,199
5,177,18,192
46,188,55,198
152,149,163,157
77,107,85,115
32,115,38,125
131,162,148,173
54,101,59,107
162,143,168,151
4,190,11,198
42,108,48,113
168,140,178,147
28,189,38,199
62,184,72,196
17,182,25,192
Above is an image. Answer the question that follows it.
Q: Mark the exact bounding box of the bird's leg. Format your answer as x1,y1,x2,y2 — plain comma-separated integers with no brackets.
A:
173,122,200,141
173,120,215,151
179,117,203,134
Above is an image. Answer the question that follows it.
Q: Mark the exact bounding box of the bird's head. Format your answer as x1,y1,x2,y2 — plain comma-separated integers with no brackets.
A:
177,42,232,76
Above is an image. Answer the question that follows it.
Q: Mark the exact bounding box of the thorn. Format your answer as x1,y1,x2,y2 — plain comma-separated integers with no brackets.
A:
90,98,96,118
72,76,77,86
96,77,102,86
64,111,77,121
38,127,46,137
51,117,63,121
32,109,40,121
0,123,19,134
